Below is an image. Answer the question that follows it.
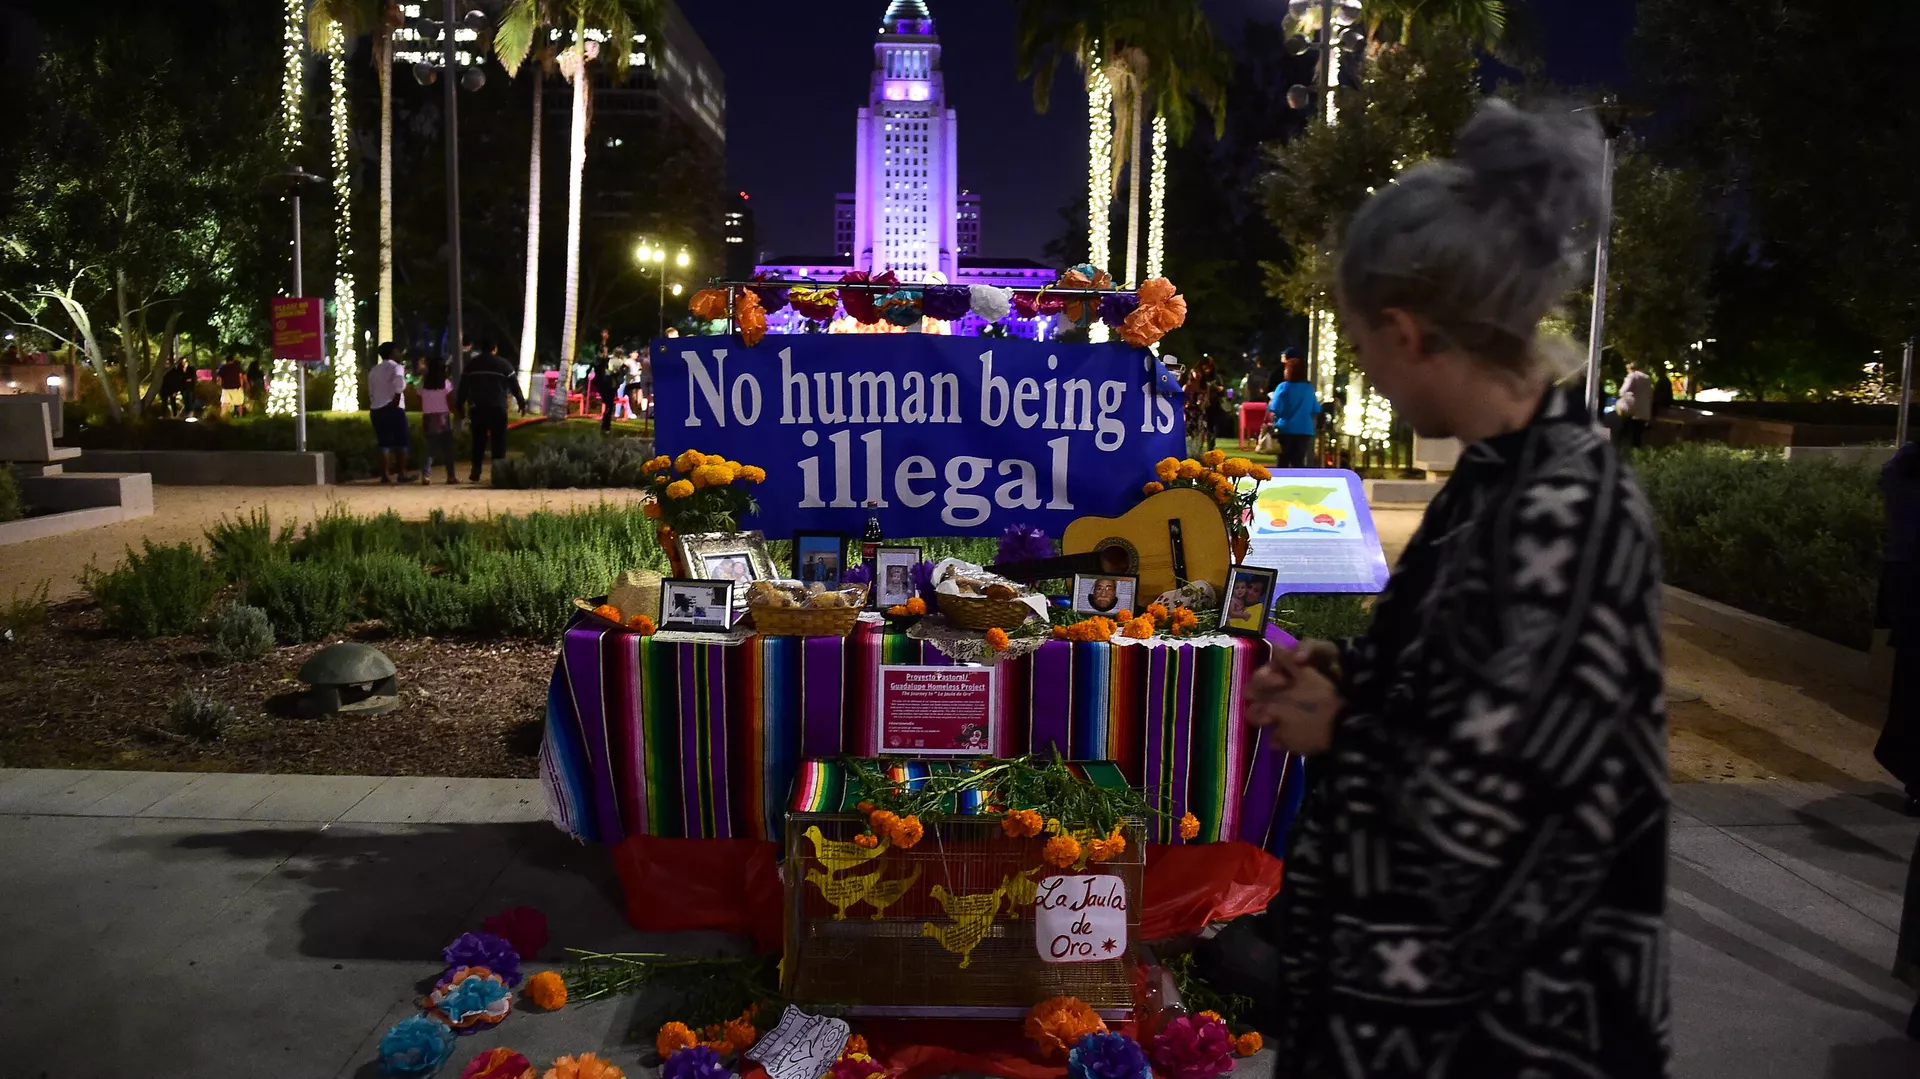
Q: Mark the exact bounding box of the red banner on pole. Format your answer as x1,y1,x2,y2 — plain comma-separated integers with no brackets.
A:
271,297,325,363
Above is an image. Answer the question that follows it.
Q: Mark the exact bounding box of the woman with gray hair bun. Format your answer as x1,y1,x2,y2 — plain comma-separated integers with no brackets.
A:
1247,99,1670,1077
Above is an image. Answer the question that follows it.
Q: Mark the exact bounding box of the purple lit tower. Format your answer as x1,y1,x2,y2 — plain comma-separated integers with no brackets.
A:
754,1,1058,337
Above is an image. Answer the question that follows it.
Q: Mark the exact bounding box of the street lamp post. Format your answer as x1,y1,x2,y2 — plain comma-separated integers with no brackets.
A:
402,5,489,380
274,166,327,452
635,243,690,340
1582,97,1631,421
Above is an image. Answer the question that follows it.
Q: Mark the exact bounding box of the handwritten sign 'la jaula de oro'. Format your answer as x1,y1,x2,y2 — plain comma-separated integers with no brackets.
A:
1034,874,1128,963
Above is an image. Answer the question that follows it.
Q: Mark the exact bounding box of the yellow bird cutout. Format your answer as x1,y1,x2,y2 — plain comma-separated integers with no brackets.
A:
1000,868,1039,918
920,883,1006,969
802,825,888,875
862,865,923,920
807,866,882,920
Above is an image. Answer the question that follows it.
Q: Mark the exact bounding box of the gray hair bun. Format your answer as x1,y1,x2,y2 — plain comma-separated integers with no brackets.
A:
1338,99,1605,370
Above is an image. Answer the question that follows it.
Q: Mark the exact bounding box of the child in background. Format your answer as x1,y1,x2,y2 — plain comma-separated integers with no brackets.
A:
418,354,458,485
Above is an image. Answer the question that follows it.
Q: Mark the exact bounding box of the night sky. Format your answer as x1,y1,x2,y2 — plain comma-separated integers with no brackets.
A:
681,0,1636,264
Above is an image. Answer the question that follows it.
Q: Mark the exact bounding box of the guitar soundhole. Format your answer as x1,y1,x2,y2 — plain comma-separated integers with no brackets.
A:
1095,541,1136,576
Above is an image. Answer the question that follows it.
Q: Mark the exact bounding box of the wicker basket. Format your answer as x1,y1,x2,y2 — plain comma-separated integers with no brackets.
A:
940,592,1038,632
750,585,869,637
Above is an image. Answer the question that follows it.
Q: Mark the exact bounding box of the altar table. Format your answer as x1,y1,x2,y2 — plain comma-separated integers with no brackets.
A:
540,617,1309,855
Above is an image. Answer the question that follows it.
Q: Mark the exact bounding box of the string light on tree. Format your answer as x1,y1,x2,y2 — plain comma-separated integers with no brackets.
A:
1144,114,1168,283
327,21,359,412
269,0,305,418
1085,45,1113,344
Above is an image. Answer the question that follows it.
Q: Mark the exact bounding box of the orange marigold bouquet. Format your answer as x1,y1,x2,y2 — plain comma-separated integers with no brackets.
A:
1025,996,1108,1058
642,450,766,534
1146,454,1273,551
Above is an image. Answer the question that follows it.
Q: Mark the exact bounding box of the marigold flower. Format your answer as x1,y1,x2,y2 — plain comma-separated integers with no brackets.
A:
625,614,656,635
1212,488,1231,505
1177,459,1203,479
1002,808,1044,838
886,814,925,848
1043,834,1082,868
856,801,876,814
656,1022,698,1059
1154,457,1180,482
1251,465,1273,481
1171,607,1199,631
904,596,926,615
886,605,909,616
1113,609,1132,622
1105,827,1126,855
985,627,1010,652
1120,616,1154,639
593,604,622,623
544,1053,625,1079
853,833,879,849
1087,836,1116,862
1179,812,1201,841
868,809,899,836
1142,481,1164,495
1221,458,1251,478
1051,625,1070,639
1201,449,1226,468
674,449,704,474
525,970,568,1010
1025,996,1106,1058
740,465,767,484
1146,602,1170,623
1235,1032,1264,1056
722,1016,757,1053
665,480,695,500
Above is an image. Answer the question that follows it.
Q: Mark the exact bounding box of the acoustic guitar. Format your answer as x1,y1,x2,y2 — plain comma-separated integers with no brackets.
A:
987,487,1233,598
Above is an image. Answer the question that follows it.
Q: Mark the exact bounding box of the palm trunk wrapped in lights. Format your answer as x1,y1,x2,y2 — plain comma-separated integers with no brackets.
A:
270,0,306,417
375,23,394,345
326,22,359,412
556,35,598,370
516,69,544,397
1085,45,1113,343
1144,113,1168,282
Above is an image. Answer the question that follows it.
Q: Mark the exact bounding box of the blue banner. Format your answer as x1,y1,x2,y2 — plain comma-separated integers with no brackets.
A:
651,334,1186,538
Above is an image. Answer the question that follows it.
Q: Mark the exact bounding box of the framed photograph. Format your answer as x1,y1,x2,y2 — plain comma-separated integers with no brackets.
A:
1219,564,1278,638
870,545,923,610
659,578,736,632
677,531,777,601
791,531,849,588
1071,573,1138,616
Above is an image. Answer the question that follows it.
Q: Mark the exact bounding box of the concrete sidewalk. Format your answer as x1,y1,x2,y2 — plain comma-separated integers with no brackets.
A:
2,769,1918,1078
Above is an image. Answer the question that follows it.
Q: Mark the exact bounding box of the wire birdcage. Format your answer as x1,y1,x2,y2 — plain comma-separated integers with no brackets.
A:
782,813,1145,1020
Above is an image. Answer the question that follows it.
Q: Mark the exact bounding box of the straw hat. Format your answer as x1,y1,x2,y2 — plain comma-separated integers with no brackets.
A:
573,567,664,627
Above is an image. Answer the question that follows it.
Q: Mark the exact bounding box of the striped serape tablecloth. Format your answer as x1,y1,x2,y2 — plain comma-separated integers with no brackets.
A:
540,617,1308,853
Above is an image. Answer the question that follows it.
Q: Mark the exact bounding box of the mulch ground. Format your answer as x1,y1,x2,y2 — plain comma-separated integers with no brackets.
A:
0,602,553,777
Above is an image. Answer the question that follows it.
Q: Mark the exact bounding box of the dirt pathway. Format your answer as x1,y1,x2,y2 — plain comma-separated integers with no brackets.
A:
3,480,648,603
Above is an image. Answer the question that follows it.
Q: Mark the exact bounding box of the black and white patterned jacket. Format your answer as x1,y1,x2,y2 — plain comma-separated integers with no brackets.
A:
1277,387,1670,1077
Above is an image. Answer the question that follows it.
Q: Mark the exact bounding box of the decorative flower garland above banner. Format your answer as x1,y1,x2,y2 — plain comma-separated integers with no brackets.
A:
686,265,1188,350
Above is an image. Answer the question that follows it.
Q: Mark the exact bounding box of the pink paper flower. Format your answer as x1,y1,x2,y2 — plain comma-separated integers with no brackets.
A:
1149,1015,1235,1079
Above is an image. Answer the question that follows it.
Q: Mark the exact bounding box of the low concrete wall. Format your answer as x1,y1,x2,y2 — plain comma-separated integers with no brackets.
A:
1662,584,1887,697
19,471,153,515
1782,444,1895,470
1364,479,1442,505
0,504,146,546
68,449,336,486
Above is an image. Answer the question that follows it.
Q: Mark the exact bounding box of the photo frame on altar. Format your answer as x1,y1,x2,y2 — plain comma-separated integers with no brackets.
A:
791,531,848,588
1071,573,1138,616
677,531,776,603
659,578,736,632
870,545,923,610
1219,564,1277,638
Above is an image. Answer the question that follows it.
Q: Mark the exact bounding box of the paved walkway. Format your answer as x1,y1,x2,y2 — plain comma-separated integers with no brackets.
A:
2,768,1916,1078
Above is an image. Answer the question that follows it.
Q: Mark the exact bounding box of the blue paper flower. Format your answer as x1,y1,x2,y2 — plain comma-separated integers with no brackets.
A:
434,973,510,1029
1068,1031,1151,1079
441,931,521,987
662,1044,734,1079
379,1015,455,1076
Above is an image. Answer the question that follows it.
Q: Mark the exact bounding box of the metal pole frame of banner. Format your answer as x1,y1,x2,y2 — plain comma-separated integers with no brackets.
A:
1899,336,1916,447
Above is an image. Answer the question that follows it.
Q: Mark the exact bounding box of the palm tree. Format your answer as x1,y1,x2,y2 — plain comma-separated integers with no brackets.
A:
497,0,658,373
1015,0,1228,286
311,1,403,347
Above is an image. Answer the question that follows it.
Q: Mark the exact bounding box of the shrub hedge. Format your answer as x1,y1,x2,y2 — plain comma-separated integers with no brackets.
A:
1634,444,1882,649
491,433,654,489
86,541,222,637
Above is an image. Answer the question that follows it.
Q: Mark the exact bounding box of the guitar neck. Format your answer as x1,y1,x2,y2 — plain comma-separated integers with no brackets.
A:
984,551,1115,584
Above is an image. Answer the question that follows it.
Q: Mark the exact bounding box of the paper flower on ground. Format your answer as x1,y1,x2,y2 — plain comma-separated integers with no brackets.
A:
1026,996,1108,1058
657,1022,699,1060
1068,1031,1151,1079
482,906,548,960
1179,812,1201,841
828,1052,886,1079
660,1044,731,1079
542,1053,626,1079
524,969,568,1010
970,284,1012,322
1149,1015,1235,1079
461,1047,536,1079
443,932,521,987
790,285,841,320
426,966,513,1032
379,1015,456,1076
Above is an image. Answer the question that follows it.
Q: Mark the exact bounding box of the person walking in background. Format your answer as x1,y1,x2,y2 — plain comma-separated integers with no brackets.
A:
1617,359,1655,449
1248,101,1669,1077
1183,357,1222,451
417,353,458,485
159,358,189,418
1268,351,1321,469
246,354,266,409
457,338,528,483
215,351,248,417
367,342,414,484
